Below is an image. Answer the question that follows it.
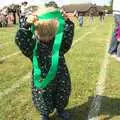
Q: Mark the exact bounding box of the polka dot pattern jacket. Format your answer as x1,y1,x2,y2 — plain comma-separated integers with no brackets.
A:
15,19,74,115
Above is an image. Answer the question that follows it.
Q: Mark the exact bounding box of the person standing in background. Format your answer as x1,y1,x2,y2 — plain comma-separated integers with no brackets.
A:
108,0,120,61
89,13,94,24
99,11,105,23
19,1,28,28
78,12,83,27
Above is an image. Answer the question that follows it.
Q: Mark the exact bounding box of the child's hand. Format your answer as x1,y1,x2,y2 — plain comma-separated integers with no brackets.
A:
26,14,38,23
60,9,68,20
61,9,73,21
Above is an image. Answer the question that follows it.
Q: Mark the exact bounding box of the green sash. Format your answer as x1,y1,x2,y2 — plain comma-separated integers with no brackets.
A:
31,10,65,89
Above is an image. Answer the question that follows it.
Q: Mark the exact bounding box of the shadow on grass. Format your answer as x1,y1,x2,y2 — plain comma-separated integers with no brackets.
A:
50,99,91,120
99,96,120,120
0,60,4,64
50,96,120,120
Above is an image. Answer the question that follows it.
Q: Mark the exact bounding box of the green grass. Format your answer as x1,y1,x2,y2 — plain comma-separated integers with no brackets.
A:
1,16,119,120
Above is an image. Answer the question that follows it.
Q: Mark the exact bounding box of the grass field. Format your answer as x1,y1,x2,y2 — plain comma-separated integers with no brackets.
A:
0,16,120,120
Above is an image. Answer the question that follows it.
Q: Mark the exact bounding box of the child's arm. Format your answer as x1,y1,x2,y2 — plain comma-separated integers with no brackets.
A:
61,18,74,53
15,28,36,60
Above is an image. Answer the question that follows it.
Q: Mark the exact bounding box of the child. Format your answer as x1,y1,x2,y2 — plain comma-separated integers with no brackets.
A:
15,6,74,120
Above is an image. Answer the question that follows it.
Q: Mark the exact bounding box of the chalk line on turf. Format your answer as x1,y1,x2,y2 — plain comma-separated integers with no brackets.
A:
88,25,112,120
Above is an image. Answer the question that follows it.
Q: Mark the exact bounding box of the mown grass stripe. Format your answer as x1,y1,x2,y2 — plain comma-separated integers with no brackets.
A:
0,42,12,49
72,26,97,46
0,72,31,100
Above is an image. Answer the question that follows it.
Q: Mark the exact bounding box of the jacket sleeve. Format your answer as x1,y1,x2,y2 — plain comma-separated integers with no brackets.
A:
15,28,36,59
60,18,74,53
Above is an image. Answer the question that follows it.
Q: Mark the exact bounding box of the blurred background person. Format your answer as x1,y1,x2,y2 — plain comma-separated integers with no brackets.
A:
78,12,84,27
19,1,28,28
108,0,120,61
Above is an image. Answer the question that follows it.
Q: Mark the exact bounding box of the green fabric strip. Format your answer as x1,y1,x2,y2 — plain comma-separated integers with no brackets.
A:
32,10,65,89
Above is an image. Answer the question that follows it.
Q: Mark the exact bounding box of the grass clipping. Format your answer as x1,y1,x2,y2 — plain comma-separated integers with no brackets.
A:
27,6,58,42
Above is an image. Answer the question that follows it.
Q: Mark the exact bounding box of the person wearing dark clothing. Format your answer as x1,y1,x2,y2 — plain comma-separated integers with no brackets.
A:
99,11,104,23
15,8,74,120
78,15,83,27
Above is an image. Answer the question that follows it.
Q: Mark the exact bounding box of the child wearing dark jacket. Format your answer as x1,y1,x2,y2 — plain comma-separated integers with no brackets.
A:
15,6,74,120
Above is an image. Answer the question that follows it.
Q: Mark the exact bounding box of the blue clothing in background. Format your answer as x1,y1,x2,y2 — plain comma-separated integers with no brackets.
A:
108,14,120,57
78,16,83,26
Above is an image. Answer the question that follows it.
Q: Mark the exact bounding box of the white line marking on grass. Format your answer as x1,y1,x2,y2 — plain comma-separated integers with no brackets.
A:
72,32,91,46
88,26,112,120
0,51,21,62
72,26,97,46
0,42,11,48
0,72,31,100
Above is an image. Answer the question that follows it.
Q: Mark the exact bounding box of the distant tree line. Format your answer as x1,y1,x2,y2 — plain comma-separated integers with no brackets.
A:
104,0,113,14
